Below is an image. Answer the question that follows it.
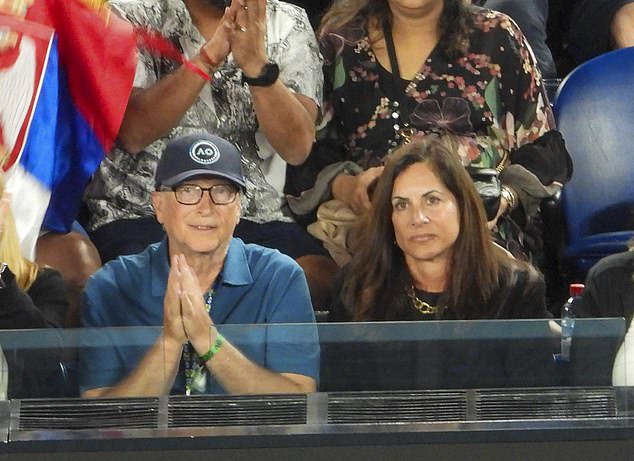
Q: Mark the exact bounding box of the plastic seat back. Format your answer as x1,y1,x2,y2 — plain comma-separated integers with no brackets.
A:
554,47,634,274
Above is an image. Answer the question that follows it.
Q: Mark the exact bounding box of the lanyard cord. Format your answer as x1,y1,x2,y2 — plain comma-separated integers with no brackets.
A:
382,18,416,143
183,287,215,396
383,18,408,112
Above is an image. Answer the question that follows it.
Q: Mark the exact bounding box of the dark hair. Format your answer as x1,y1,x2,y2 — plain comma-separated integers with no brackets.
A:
342,136,504,320
319,0,473,60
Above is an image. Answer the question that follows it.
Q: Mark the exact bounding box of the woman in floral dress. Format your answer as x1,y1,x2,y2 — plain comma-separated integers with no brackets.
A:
289,0,570,262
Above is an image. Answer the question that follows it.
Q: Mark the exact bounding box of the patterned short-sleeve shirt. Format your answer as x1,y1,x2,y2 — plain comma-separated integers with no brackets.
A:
84,0,322,231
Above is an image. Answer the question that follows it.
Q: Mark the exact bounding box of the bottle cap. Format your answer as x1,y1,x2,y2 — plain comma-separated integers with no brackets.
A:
569,283,585,297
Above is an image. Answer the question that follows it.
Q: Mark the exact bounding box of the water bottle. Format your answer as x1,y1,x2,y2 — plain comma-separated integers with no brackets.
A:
559,283,584,362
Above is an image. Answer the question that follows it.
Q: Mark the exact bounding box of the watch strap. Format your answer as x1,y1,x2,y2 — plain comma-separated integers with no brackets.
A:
242,62,279,87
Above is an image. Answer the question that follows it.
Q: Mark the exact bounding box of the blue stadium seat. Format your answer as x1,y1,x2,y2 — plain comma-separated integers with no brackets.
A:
554,47,634,275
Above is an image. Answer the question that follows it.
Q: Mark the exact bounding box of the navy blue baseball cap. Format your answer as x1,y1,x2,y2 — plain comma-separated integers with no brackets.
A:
155,133,246,189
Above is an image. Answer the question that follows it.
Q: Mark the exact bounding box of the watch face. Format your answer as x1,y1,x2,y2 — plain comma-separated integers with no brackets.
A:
242,62,279,87
261,63,278,83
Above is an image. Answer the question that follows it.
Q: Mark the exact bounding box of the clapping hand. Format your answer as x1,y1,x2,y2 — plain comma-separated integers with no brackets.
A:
349,166,385,215
163,254,188,345
176,255,215,354
200,6,233,68
163,255,215,354
224,0,268,77
199,0,268,77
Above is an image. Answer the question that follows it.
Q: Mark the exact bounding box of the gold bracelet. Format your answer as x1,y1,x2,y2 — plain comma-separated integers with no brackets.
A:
501,185,518,211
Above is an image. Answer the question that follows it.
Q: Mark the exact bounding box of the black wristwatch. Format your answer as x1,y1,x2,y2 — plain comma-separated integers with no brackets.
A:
241,62,279,87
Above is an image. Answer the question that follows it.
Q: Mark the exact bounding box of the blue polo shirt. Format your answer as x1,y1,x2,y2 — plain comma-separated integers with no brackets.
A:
80,238,319,394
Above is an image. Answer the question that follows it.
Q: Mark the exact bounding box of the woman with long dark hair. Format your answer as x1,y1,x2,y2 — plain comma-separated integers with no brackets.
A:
288,0,570,264
336,137,549,321
322,138,555,392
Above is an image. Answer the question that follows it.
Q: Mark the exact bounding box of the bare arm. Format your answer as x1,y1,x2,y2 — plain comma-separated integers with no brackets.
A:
118,8,232,154
118,65,210,154
82,334,183,398
204,337,316,393
249,86,318,166
612,3,634,48
228,0,317,165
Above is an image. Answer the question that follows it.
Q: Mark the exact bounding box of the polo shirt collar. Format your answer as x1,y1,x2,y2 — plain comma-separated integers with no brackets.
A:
151,238,171,298
211,239,254,325
221,238,253,286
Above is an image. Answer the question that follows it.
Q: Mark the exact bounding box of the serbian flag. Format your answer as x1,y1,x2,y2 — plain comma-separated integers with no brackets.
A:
0,0,135,259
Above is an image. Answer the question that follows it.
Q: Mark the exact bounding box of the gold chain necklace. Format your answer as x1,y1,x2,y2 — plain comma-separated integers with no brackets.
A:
407,286,439,315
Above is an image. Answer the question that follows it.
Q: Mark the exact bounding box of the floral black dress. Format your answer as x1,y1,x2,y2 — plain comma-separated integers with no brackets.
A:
320,7,553,168
310,7,558,260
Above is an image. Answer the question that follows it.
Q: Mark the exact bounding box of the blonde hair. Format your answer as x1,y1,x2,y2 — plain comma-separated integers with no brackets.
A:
0,176,39,291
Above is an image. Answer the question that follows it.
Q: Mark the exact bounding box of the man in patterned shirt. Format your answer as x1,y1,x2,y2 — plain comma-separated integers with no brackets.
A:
83,0,336,306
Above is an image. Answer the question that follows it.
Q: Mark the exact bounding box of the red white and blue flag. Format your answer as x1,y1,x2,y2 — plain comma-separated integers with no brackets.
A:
0,0,136,258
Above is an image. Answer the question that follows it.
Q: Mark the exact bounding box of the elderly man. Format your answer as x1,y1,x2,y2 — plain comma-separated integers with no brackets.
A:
84,0,336,307
80,133,319,396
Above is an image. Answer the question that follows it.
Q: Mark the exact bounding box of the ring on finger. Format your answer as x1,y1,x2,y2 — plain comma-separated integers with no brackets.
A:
238,25,247,32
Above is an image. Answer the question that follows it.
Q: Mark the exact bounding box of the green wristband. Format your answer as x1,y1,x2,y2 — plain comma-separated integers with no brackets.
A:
198,333,225,364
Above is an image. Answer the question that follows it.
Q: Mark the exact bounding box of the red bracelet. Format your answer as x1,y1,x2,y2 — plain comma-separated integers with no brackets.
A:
183,59,211,81
199,47,221,69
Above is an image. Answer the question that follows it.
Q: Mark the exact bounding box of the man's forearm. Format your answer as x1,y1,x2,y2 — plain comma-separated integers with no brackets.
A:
249,83,317,166
203,337,316,394
83,334,183,398
118,57,213,154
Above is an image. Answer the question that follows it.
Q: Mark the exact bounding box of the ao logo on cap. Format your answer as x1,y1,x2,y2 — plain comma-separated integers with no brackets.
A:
189,140,220,165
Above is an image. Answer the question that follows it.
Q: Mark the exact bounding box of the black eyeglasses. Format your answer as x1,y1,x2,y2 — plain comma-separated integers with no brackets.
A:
163,183,238,205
